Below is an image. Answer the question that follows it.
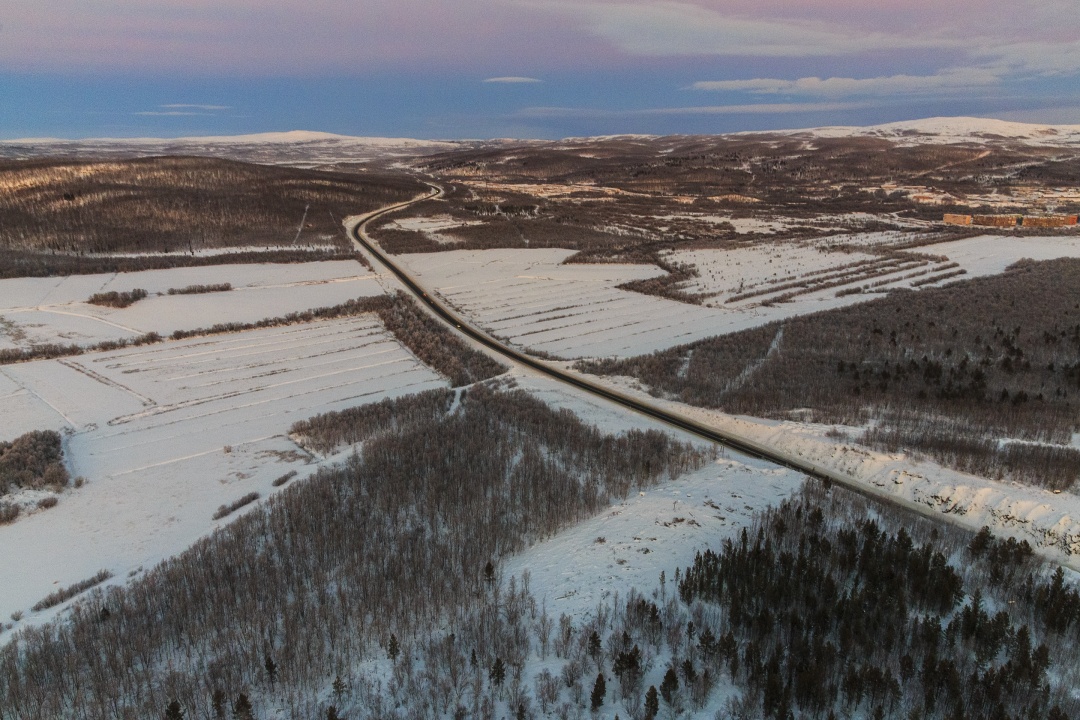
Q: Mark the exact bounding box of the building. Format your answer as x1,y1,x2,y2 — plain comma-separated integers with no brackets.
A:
1021,215,1079,228
943,213,973,225
972,215,1021,227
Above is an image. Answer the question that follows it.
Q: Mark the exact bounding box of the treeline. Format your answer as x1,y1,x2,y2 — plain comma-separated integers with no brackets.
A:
0,386,712,719
0,247,364,280
291,388,456,455
342,480,1077,720
0,333,162,366
167,283,232,295
1,292,504,390
0,156,423,257
676,483,1078,719
376,291,508,387
328,482,1079,720
169,291,506,387
0,429,69,498
167,296,395,341
579,258,1080,490
30,571,112,613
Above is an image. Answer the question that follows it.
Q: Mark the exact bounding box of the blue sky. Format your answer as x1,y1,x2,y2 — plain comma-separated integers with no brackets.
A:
3,0,1079,139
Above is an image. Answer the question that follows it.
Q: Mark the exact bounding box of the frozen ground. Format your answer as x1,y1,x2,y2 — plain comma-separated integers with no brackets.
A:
917,234,1080,278
504,435,802,623
394,231,1080,359
657,213,792,234
0,315,445,631
384,214,482,245
0,260,380,350
494,372,799,616
783,116,1080,147
585,372,1080,569
672,233,1080,308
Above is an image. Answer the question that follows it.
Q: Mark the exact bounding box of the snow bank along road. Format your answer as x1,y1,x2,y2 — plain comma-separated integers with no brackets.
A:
350,184,1080,567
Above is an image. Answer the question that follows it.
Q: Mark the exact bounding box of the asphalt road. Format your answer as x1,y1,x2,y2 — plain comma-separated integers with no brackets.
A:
347,184,962,522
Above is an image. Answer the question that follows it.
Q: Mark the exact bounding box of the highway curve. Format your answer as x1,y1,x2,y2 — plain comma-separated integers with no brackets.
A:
348,184,958,520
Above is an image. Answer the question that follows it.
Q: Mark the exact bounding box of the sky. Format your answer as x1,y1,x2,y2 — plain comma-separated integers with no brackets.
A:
2,0,1080,140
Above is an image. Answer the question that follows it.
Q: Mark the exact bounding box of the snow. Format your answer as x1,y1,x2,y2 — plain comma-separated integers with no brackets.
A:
4,131,458,148
506,450,802,621
390,215,481,234
667,242,879,303
0,260,383,348
781,116,1080,147
385,214,482,244
586,373,1080,570
391,246,949,360
917,234,1080,278
0,316,446,631
657,213,792,235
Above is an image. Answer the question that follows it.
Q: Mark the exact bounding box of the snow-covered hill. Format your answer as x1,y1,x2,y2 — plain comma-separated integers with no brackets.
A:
787,116,1080,147
5,129,455,148
0,131,464,164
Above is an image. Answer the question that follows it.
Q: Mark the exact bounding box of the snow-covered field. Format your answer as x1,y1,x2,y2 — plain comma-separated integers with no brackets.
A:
668,232,1080,307
0,315,445,629
658,213,793,234
493,373,805,672
0,260,380,349
397,248,721,358
587,372,1080,570
394,231,1080,359
384,214,482,244
917,234,1080,278
505,440,802,621
784,116,1080,147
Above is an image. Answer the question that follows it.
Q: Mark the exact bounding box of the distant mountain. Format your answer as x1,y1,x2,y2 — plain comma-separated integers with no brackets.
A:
0,131,466,165
782,116,1080,147
4,129,457,147
7,117,1080,164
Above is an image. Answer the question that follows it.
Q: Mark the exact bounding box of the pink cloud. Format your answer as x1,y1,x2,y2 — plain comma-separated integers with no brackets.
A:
0,0,588,73
1,0,1076,77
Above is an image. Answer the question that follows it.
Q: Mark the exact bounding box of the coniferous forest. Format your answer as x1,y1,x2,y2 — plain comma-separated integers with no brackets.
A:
578,258,1080,490
1,381,1077,719
0,386,710,719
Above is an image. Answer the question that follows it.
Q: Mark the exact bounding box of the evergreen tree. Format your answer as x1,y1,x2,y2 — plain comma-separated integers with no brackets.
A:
590,673,606,711
263,652,278,690
660,667,679,705
490,657,506,689
698,627,717,662
644,686,659,720
211,689,226,719
326,706,342,720
232,693,254,720
164,699,185,720
681,658,697,684
387,634,399,661
332,674,346,702
588,630,602,669
1048,706,1071,720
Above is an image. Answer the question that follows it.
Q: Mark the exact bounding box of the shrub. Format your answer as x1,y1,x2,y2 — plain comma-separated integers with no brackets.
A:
271,471,297,487
30,570,112,612
167,283,232,295
0,430,69,497
212,492,260,520
86,289,148,308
